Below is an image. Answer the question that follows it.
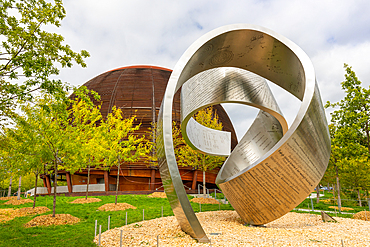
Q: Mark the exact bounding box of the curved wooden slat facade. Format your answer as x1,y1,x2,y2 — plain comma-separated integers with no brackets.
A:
42,65,237,195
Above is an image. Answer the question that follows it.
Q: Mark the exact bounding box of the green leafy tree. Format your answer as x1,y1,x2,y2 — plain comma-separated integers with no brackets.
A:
67,87,104,199
7,109,48,206
0,127,20,197
100,107,149,204
17,92,75,216
326,64,370,207
0,0,89,125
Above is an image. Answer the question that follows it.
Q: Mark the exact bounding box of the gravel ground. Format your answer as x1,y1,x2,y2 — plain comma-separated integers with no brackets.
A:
94,211,370,246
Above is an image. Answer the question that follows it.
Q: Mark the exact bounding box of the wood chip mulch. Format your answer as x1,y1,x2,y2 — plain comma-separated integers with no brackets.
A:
69,198,102,204
328,206,354,211
353,211,370,221
191,197,220,204
4,199,33,205
0,207,50,223
98,203,137,212
147,192,167,198
0,196,17,201
95,211,370,246
24,214,80,228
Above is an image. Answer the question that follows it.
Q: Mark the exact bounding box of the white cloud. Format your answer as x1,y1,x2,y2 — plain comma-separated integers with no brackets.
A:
54,0,370,138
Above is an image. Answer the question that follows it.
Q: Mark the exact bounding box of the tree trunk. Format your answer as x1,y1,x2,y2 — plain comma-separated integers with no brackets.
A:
316,184,320,204
85,159,91,200
332,183,335,198
357,188,362,207
335,165,342,212
33,171,38,209
52,158,58,217
115,158,120,205
17,176,22,200
202,155,207,198
8,176,12,197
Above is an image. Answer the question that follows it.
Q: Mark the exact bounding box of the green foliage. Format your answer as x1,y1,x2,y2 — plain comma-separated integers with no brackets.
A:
0,0,90,125
64,87,104,174
100,107,147,167
324,64,370,205
99,107,150,203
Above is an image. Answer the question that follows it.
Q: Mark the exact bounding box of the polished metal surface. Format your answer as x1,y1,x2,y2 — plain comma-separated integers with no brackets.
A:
157,24,330,241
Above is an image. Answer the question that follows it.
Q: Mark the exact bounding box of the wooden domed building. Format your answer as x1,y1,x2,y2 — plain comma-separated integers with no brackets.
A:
41,65,237,196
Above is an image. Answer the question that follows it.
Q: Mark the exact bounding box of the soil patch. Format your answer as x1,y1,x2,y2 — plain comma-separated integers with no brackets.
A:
69,198,102,204
147,192,167,198
4,199,33,205
95,211,370,246
24,214,80,227
0,207,50,223
191,197,220,204
98,203,136,212
0,196,17,201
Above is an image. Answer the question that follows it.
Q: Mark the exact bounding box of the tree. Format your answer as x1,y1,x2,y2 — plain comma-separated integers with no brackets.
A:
0,0,89,125
17,92,75,216
326,64,370,207
67,87,104,199
100,107,149,204
178,107,226,197
0,127,19,197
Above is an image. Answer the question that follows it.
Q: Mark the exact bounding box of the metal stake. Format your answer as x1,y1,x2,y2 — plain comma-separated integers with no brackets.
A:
310,197,314,212
143,209,145,221
125,211,127,225
157,235,159,247
120,229,123,247
365,209,368,221
341,239,345,247
98,225,102,246
108,215,110,230
95,220,97,237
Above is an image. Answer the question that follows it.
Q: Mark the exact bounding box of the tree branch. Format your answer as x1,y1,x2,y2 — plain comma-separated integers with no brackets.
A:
0,17,46,73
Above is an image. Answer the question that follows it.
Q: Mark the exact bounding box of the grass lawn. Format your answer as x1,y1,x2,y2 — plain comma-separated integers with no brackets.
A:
294,190,369,218
0,194,233,247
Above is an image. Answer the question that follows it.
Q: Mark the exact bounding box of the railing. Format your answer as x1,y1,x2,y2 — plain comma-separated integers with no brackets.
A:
25,184,106,196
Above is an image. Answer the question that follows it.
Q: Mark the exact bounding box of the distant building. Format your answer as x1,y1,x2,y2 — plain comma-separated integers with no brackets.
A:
39,65,237,196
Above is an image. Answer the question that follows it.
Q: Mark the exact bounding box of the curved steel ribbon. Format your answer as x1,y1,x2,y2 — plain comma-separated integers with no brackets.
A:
157,24,331,242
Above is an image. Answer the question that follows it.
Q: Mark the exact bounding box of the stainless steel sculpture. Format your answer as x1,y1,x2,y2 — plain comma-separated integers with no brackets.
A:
157,24,330,242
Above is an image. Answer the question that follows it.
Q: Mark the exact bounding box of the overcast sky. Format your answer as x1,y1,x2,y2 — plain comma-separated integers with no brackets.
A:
54,0,370,140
